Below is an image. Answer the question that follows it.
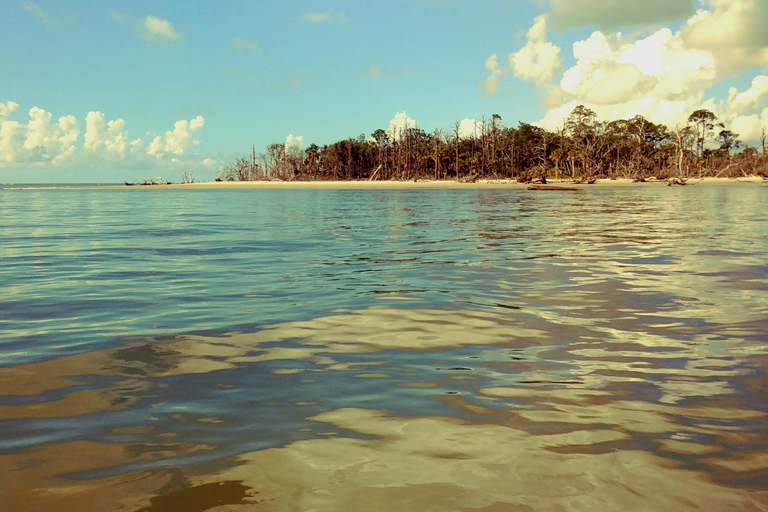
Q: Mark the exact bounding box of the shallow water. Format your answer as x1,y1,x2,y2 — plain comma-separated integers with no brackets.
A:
1,183,767,511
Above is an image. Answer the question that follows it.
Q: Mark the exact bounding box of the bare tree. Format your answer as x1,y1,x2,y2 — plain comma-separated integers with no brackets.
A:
431,129,443,180
453,120,461,181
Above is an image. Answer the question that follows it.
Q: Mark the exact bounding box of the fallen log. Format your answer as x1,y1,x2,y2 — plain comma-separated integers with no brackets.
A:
527,184,579,191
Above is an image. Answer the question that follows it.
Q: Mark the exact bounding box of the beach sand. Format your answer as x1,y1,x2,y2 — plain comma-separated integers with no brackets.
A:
122,176,767,190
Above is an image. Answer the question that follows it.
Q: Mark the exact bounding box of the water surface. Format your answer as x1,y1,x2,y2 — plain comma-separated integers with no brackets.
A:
1,183,767,511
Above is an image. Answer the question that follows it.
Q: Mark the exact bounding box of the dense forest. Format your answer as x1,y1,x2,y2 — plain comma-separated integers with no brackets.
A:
216,106,768,183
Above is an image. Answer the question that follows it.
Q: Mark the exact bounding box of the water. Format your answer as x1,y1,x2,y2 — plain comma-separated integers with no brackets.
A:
1,183,767,511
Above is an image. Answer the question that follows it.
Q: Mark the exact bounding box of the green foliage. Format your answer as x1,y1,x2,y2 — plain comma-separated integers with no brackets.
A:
220,106,766,182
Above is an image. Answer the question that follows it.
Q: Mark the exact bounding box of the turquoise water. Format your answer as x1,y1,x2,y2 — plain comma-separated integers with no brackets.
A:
1,184,767,510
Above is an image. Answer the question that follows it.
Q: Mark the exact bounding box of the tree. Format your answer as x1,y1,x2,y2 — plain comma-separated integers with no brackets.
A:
453,120,461,180
266,143,286,180
565,105,604,178
217,107,768,183
718,129,741,155
427,129,442,179
215,162,237,181
672,124,695,180
235,156,252,181
304,143,321,179
687,109,717,159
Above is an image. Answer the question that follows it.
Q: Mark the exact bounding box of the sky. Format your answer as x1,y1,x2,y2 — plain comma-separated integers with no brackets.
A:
1,0,767,183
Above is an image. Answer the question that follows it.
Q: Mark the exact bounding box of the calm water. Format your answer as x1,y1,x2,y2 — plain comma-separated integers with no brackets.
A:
1,183,767,511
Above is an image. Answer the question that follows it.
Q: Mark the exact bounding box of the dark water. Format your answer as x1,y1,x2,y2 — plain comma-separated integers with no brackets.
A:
1,183,767,511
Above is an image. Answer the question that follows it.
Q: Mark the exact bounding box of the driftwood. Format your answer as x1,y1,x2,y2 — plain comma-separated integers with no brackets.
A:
667,178,700,186
125,176,174,186
528,184,579,191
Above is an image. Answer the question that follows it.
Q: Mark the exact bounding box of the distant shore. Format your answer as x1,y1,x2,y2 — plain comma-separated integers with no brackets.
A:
117,176,767,190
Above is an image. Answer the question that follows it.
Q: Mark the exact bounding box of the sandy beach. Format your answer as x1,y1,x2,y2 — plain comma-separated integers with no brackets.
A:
120,176,767,190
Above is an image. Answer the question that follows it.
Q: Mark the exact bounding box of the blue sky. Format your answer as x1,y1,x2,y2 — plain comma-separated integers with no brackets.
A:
1,0,767,182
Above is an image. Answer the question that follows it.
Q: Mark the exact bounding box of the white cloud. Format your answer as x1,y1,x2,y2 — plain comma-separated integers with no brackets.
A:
232,37,262,54
23,107,52,151
539,29,717,129
681,0,768,77
0,107,80,165
83,112,141,161
479,54,504,96
139,15,182,45
730,112,768,145
387,112,419,140
723,75,768,143
0,101,19,122
527,0,768,138
548,0,696,31
285,134,304,157
0,121,24,164
148,115,205,158
0,102,209,168
361,63,411,79
457,118,485,139
564,29,713,106
726,76,768,117
18,1,56,25
509,16,562,84
296,11,348,23
113,13,182,45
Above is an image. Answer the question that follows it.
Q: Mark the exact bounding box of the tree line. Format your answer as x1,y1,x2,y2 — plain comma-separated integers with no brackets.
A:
216,106,768,183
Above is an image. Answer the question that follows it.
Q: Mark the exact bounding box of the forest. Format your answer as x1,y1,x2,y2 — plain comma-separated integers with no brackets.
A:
216,106,768,183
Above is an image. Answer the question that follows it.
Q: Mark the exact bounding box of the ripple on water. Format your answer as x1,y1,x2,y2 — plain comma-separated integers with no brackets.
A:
1,185,767,510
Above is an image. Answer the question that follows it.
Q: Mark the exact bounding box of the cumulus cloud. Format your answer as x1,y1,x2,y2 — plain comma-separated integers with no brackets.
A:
139,15,182,44
361,63,411,79
548,0,696,31
723,75,768,143
457,118,485,139
681,0,768,77
478,0,766,142
539,26,716,129
296,10,348,23
85,112,123,155
147,116,205,158
113,13,182,45
479,54,504,96
387,112,419,140
509,15,562,84
0,101,19,122
24,108,79,164
285,134,304,157
0,106,79,165
232,37,262,54
726,76,768,117
509,1,765,144
0,121,24,164
0,103,208,168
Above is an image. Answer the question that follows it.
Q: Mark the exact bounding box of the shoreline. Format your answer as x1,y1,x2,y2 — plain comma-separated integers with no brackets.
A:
117,176,767,190
6,177,763,190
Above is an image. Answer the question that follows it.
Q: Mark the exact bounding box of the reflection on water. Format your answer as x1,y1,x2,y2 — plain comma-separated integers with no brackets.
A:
1,184,768,510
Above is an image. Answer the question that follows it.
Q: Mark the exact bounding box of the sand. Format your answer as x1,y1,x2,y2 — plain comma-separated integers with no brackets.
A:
120,176,767,190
